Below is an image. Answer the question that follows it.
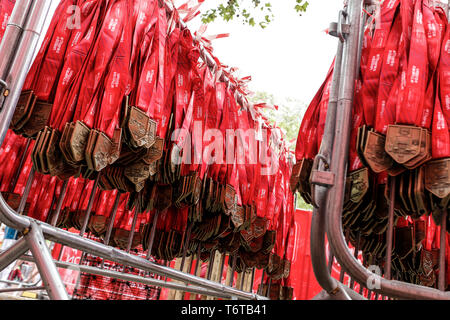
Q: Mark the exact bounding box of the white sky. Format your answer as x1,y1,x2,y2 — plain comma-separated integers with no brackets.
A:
45,0,345,106
184,0,345,104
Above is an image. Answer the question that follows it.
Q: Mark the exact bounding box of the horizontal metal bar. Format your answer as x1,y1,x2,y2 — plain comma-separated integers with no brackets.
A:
0,237,29,272
18,254,232,300
17,219,267,300
0,286,45,294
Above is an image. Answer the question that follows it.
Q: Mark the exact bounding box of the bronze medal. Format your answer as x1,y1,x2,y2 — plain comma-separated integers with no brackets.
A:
347,167,370,205
403,128,430,169
363,130,393,173
385,125,422,164
45,129,64,177
289,161,302,193
31,129,44,172
38,127,52,174
21,100,53,138
85,129,99,171
109,128,122,165
70,121,91,164
424,158,450,199
230,204,244,231
253,217,267,239
262,230,276,254
282,259,291,279
59,122,73,164
124,161,150,185
356,125,369,167
92,132,113,172
127,106,157,148
12,90,36,131
143,137,164,165
223,184,236,215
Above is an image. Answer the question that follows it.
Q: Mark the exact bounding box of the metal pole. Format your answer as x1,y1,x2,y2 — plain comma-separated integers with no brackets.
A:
309,5,348,298
17,254,233,299
266,278,272,298
0,0,52,147
145,210,160,260
0,236,29,272
179,225,192,272
17,168,34,215
0,0,34,80
350,232,361,289
23,221,68,300
49,180,68,227
206,250,216,280
258,270,265,295
103,192,121,247
438,210,447,291
79,175,100,237
0,286,45,294
239,270,246,290
125,211,139,254
8,139,31,193
322,0,362,300
218,253,226,284
385,177,396,280
249,268,255,293
228,253,237,287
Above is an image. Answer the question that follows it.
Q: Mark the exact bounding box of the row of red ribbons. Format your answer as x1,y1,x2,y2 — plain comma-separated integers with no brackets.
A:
292,0,450,290
0,0,297,299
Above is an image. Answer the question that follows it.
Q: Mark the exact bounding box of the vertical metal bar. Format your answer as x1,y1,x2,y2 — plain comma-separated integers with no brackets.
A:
350,232,361,289
258,270,265,295
206,250,216,280
266,278,272,298
339,269,345,283
8,139,31,193
125,211,139,254
324,0,364,294
228,253,237,287
0,0,52,147
79,175,100,237
327,249,334,274
193,246,201,280
179,225,192,272
103,192,121,247
309,4,348,296
249,268,255,293
438,210,447,291
24,221,68,300
239,270,246,290
0,0,32,79
17,168,35,215
145,210,160,260
218,253,226,285
50,180,68,227
385,177,396,280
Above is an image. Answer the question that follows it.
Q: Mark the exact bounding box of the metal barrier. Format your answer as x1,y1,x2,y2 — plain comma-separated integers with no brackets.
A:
311,0,450,300
0,0,269,301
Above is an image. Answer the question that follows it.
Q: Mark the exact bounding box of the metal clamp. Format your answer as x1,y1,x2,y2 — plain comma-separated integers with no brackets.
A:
310,154,335,208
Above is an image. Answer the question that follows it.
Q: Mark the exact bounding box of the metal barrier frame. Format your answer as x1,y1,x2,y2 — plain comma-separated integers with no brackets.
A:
0,0,268,301
311,0,450,300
